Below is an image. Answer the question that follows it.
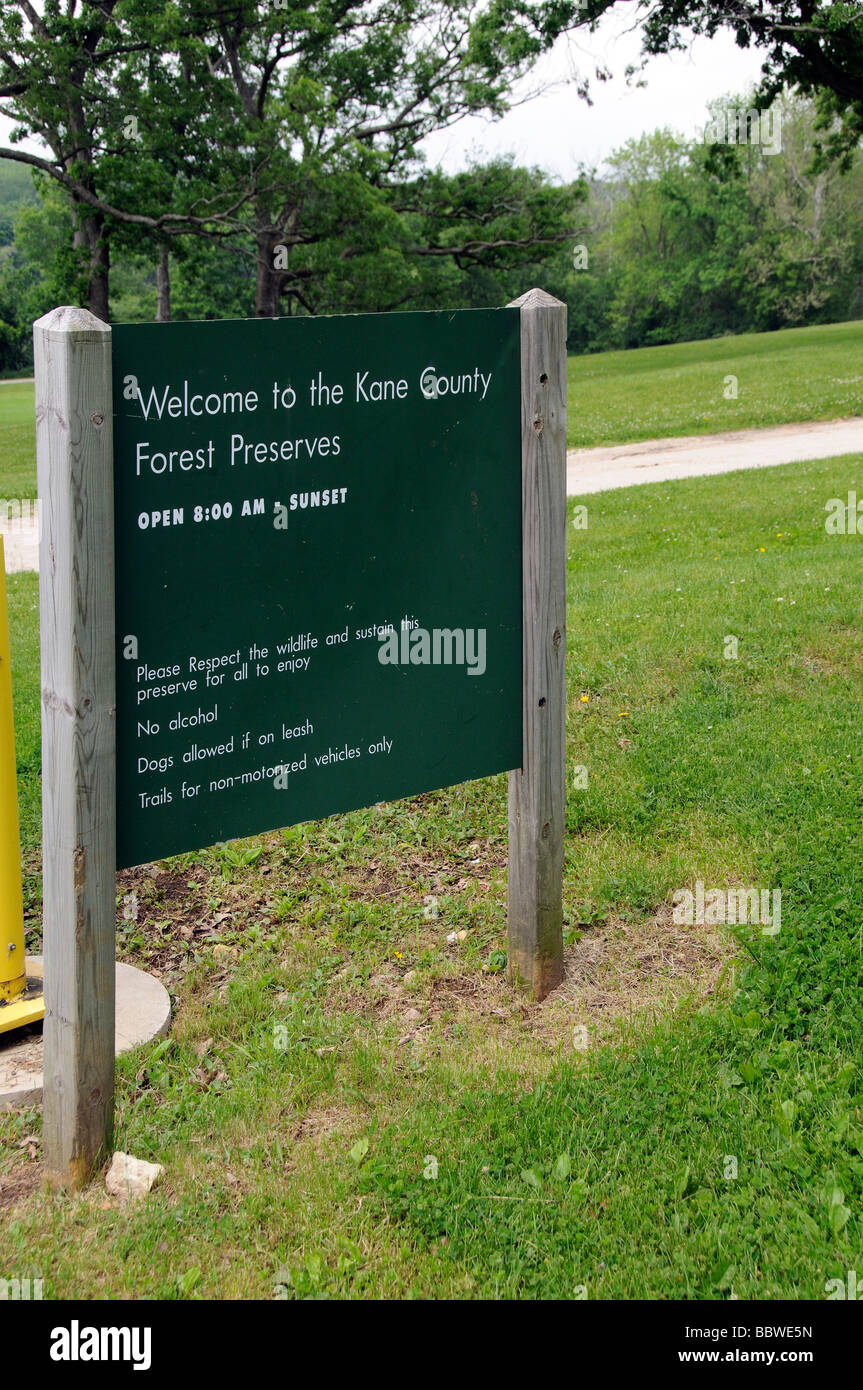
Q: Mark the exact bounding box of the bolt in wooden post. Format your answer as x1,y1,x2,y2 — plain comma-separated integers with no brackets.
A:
507,288,567,1000
34,307,116,1187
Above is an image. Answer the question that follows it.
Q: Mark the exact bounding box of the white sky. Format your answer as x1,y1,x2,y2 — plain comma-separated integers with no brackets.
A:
422,9,767,178
1,8,767,180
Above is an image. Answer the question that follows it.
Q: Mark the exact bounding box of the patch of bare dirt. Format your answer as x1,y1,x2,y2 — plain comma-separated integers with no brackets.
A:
536,906,734,1041
324,906,735,1066
0,1158,43,1212
349,836,505,905
795,629,863,680
114,863,276,992
289,1104,356,1144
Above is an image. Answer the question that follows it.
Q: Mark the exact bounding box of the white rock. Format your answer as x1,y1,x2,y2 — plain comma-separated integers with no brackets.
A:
105,1152,164,1201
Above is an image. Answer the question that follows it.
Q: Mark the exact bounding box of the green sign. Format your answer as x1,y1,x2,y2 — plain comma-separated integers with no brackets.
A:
112,309,523,869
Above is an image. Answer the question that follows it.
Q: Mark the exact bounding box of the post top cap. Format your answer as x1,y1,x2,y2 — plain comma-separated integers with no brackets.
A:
33,306,110,333
507,287,566,310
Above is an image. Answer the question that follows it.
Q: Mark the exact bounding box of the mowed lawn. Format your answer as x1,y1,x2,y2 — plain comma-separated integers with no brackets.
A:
568,318,863,448
2,319,863,497
0,381,36,500
2,450,862,1299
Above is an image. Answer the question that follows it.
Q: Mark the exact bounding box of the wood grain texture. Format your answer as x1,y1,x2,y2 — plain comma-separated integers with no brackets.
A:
507,288,567,999
34,307,116,1187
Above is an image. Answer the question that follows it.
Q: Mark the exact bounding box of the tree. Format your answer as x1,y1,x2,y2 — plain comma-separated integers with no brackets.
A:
279,159,585,316
0,0,593,317
0,1,236,318
161,0,591,316
0,174,73,366
553,88,863,351
735,90,863,321
6,2,859,323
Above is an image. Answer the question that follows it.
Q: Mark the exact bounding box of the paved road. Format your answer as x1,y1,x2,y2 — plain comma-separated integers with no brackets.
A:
567,416,863,495
4,417,863,572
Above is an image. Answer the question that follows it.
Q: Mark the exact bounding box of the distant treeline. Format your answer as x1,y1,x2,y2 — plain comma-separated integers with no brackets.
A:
1,92,860,370
570,93,863,353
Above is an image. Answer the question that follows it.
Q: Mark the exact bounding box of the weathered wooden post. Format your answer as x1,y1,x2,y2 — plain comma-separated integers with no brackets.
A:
34,307,116,1187
507,288,567,1000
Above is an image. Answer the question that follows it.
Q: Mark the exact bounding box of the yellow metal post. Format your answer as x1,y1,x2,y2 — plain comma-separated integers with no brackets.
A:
0,535,44,1032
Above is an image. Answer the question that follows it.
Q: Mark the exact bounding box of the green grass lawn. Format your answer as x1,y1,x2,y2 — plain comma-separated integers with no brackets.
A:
5,571,40,922
568,318,863,448
2,451,862,1299
0,382,37,501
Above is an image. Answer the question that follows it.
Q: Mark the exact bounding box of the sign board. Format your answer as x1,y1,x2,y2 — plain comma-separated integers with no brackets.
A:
35,290,565,1181
112,310,523,868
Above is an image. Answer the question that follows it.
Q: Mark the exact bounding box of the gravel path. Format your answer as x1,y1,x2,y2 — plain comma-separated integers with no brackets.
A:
567,416,863,495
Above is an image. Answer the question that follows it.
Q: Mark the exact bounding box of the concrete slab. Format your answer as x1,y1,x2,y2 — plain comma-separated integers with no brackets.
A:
0,958,171,1110
1,527,39,573
1,507,40,574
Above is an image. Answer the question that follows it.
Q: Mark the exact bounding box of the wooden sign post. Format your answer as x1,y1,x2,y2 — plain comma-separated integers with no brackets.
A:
507,289,567,999
32,291,565,1186
34,307,116,1187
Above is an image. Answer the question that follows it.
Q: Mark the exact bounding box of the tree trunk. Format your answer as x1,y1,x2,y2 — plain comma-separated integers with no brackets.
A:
72,206,110,322
156,245,171,322
88,230,110,323
255,244,283,317
255,206,286,317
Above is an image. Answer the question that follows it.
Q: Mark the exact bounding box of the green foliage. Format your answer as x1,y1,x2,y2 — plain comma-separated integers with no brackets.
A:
0,173,76,369
0,0,586,316
564,93,863,353
1,1,860,353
